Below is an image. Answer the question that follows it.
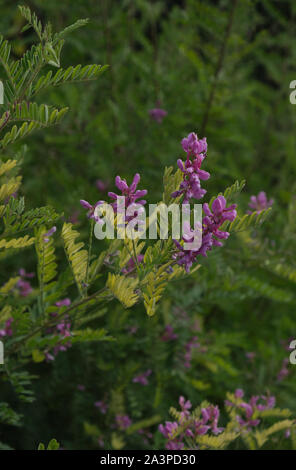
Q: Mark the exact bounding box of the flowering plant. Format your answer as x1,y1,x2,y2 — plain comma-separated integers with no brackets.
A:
159,391,296,450
0,5,291,452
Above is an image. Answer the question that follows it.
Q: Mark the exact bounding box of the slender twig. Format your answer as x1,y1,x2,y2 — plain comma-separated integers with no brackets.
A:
5,287,109,357
0,110,10,133
132,238,141,275
200,0,238,136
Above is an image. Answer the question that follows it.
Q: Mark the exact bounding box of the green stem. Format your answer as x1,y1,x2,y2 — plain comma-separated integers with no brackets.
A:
84,218,94,296
5,287,109,357
132,238,139,267
200,0,238,136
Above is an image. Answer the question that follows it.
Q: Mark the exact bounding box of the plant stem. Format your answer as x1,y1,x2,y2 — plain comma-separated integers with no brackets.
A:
200,0,238,136
6,287,109,357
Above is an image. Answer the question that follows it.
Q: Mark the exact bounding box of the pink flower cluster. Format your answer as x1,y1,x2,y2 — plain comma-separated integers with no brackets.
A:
132,369,152,386
43,226,56,243
122,254,144,274
45,298,72,361
172,132,209,203
172,133,237,272
183,336,199,368
0,317,13,337
277,358,289,382
149,107,167,123
225,388,275,430
160,325,178,342
248,191,273,214
108,174,147,223
94,400,108,414
159,396,224,450
81,174,147,226
174,196,237,272
17,268,34,297
80,199,104,223
115,414,132,430
96,179,108,192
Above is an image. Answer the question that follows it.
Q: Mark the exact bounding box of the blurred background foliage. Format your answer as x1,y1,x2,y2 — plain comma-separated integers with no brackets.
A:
0,0,296,449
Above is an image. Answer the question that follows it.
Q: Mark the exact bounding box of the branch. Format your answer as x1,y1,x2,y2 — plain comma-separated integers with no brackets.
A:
200,0,238,136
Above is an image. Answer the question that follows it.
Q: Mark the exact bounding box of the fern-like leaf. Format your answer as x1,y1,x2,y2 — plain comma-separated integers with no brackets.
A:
61,223,88,295
106,273,139,308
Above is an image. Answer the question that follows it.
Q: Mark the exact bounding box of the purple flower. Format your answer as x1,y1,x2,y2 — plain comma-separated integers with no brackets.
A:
77,384,85,392
127,326,138,335
115,414,132,430
50,298,71,319
281,337,295,352
203,196,237,237
80,200,104,223
122,255,144,274
55,318,71,338
17,266,35,297
68,210,80,225
44,300,72,360
4,191,18,205
17,279,33,297
226,390,275,431
176,196,236,271
160,325,178,342
248,191,273,214
94,400,108,414
98,438,104,447
159,421,179,439
44,351,55,362
277,358,289,381
149,107,168,123
159,397,224,450
19,269,34,278
173,222,203,273
158,421,184,450
201,405,224,435
0,317,13,337
96,179,109,192
232,396,261,430
138,428,153,445
182,336,199,368
179,396,192,422
235,388,244,398
52,341,72,357
108,173,147,223
256,395,276,411
132,369,152,386
246,352,256,361
172,152,210,203
172,134,237,273
285,429,291,439
55,298,71,307
166,440,184,450
181,132,207,159
159,422,184,450
43,226,56,243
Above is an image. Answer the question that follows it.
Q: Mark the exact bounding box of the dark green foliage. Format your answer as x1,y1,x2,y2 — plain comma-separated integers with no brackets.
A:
0,0,295,451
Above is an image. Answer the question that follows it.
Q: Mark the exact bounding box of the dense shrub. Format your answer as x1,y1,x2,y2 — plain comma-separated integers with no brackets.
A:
0,1,295,450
